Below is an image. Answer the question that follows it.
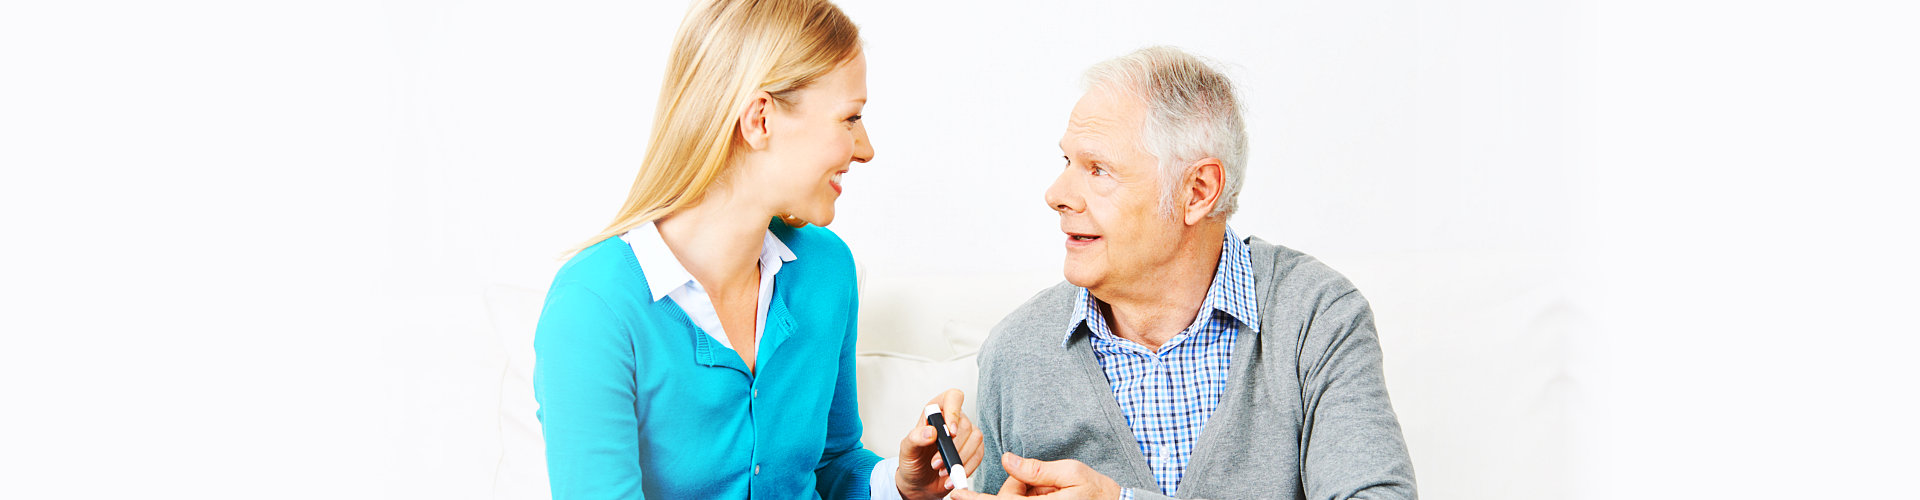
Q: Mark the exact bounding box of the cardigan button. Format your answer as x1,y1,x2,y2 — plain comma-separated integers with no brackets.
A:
753,464,760,475
752,388,758,398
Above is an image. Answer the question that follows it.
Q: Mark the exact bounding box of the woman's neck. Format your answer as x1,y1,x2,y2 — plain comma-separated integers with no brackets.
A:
653,187,771,295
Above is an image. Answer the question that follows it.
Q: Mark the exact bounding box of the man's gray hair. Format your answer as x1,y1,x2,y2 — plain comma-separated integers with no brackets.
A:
1082,46,1249,219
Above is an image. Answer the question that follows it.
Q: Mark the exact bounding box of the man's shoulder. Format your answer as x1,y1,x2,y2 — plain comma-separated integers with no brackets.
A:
980,281,1079,356
1246,235,1364,311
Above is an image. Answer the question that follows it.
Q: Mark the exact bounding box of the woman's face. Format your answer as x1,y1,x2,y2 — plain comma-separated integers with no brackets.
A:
756,51,872,227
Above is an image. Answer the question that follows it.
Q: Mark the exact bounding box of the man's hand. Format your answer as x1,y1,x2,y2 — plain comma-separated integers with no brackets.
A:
895,388,984,500
949,452,1121,500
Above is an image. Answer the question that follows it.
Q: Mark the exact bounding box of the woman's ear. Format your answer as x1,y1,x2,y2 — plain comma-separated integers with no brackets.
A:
738,91,774,150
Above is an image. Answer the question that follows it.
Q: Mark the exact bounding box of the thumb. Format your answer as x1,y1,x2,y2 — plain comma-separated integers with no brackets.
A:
1000,452,1075,488
898,425,936,466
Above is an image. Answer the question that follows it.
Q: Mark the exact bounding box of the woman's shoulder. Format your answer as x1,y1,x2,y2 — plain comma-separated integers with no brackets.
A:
550,236,649,295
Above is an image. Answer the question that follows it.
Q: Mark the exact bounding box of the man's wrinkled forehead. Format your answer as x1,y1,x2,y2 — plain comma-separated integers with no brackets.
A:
1060,88,1142,156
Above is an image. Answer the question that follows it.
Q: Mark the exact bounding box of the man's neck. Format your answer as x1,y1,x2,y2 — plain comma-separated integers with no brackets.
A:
1096,225,1227,352
653,188,770,296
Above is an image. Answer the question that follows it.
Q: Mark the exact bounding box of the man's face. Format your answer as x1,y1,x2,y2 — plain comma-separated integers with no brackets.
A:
1047,85,1183,294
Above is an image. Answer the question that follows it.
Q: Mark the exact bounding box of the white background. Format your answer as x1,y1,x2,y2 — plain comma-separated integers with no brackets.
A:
3,0,1916,498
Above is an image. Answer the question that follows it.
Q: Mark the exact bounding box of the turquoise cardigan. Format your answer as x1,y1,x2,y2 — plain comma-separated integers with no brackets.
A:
533,218,880,499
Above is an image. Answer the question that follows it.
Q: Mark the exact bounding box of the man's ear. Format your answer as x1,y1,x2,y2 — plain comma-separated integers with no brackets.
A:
737,91,774,150
1181,157,1225,225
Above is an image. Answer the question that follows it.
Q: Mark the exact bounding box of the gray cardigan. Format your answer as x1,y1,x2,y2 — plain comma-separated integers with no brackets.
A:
975,236,1416,499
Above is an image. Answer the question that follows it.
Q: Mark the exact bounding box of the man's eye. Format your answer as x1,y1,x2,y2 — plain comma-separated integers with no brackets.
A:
1091,165,1109,176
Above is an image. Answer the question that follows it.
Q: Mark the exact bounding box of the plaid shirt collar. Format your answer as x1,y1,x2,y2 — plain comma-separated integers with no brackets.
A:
1065,226,1260,348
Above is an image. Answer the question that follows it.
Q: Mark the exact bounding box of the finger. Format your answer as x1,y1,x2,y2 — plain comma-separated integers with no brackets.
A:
942,405,981,474
955,421,982,471
932,454,944,471
998,475,1029,492
961,485,1047,500
948,488,989,500
930,389,963,435
962,425,985,474
952,406,974,444
1001,453,1084,488
998,475,1029,496
938,389,966,430
999,452,1044,486
926,388,961,408
956,434,980,469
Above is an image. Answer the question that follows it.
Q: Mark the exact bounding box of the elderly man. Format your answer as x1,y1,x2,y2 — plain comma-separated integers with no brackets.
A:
951,47,1416,500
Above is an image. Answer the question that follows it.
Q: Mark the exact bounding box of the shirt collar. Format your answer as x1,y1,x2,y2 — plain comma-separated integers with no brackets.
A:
1064,226,1260,347
624,221,798,302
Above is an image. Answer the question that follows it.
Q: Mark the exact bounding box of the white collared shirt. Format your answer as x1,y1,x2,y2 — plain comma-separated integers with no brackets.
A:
622,221,796,350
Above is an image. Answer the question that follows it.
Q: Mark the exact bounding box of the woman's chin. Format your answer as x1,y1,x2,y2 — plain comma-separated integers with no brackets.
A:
780,211,833,228
809,212,835,227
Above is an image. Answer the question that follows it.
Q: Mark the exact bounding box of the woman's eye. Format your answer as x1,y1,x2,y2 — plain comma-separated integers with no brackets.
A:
845,114,862,123
1091,165,1109,176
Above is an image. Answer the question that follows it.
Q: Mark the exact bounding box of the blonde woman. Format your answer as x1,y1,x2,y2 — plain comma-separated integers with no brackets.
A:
533,0,982,498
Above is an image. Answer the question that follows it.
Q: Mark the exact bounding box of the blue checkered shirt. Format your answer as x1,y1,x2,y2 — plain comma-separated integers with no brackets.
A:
1064,227,1259,498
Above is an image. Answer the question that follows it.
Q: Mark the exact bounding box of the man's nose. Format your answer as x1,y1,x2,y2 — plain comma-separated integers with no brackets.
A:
1044,168,1081,214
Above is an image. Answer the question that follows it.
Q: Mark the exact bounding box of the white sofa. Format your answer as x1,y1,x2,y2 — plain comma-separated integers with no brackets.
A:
480,255,1579,499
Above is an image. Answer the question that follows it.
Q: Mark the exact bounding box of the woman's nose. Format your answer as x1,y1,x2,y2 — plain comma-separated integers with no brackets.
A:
852,122,874,163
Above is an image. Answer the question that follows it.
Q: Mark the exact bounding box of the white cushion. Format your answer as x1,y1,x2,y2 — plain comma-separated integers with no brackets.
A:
483,284,552,500
854,349,980,460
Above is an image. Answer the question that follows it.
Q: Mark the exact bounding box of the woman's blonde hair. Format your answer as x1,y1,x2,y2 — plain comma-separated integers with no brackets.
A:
569,0,861,256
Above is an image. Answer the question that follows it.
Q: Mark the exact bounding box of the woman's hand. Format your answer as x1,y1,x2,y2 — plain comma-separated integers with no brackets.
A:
895,388,984,500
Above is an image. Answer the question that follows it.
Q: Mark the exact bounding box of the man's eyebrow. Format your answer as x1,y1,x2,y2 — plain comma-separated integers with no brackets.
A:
1059,141,1106,159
